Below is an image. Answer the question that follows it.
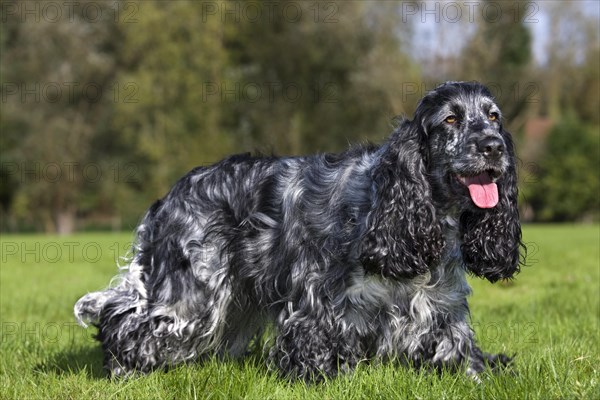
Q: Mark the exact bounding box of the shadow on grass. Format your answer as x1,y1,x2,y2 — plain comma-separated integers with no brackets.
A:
33,344,269,381
34,346,106,379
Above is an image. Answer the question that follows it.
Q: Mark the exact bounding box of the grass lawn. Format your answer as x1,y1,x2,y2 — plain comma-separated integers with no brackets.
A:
1,225,598,399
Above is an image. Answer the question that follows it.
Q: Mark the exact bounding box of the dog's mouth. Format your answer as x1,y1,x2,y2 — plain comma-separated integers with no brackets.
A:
454,170,501,209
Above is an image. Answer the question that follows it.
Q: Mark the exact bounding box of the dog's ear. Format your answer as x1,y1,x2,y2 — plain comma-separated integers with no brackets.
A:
460,129,525,282
360,120,445,279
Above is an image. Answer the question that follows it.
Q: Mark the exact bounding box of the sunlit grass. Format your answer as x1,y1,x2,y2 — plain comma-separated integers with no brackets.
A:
1,226,598,399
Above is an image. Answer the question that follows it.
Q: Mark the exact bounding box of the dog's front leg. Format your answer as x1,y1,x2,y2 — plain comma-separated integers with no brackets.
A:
465,343,513,379
269,302,362,382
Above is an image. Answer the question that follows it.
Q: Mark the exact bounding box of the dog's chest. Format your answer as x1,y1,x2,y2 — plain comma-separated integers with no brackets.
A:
343,252,470,334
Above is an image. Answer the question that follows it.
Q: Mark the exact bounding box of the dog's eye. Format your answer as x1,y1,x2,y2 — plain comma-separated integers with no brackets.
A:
488,112,499,121
445,115,457,124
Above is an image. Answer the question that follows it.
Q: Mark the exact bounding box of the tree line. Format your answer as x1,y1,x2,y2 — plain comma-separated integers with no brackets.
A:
1,0,598,233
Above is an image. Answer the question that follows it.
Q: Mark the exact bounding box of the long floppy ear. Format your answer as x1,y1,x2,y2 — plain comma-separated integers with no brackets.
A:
360,120,445,279
460,130,525,282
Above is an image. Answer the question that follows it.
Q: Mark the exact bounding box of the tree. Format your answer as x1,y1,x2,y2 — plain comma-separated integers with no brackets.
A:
2,0,424,232
459,0,533,124
1,0,123,233
112,1,231,198
223,1,420,155
528,114,599,222
541,2,599,125
519,2,599,222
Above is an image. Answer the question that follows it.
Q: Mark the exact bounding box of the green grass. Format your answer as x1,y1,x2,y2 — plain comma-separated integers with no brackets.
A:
1,226,598,399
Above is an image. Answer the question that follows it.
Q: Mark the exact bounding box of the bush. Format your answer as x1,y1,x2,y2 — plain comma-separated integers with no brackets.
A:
529,114,599,221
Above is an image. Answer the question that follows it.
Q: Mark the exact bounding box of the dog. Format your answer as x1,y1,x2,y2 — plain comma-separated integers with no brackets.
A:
75,81,524,381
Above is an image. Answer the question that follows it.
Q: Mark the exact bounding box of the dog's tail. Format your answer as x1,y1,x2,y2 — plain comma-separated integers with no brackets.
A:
74,261,147,328
74,290,114,328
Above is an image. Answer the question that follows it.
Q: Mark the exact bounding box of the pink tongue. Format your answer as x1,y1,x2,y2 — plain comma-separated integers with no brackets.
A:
464,172,498,208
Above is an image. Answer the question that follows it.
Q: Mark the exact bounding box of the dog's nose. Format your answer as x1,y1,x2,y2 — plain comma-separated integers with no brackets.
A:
477,137,504,159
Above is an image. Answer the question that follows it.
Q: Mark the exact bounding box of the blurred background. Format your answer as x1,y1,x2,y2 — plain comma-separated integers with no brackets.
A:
1,0,598,234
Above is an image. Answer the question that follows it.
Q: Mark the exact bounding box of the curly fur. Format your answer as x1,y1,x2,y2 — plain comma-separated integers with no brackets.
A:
75,81,524,381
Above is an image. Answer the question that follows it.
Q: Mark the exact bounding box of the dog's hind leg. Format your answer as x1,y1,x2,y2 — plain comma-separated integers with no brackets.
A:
75,260,167,376
75,252,234,377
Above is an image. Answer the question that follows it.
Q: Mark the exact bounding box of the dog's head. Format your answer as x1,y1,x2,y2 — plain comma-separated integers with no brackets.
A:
419,82,524,281
414,81,511,212
362,81,524,282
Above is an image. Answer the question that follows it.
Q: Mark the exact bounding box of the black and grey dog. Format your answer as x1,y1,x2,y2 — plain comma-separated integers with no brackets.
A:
75,81,524,380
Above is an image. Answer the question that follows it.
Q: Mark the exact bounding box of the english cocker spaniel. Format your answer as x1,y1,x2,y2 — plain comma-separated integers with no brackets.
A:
75,81,524,381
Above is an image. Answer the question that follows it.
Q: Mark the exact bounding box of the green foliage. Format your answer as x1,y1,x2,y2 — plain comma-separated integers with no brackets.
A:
221,1,419,155
459,0,532,121
1,226,598,398
529,115,600,221
1,1,598,230
1,1,421,232
113,2,232,196
1,0,128,233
